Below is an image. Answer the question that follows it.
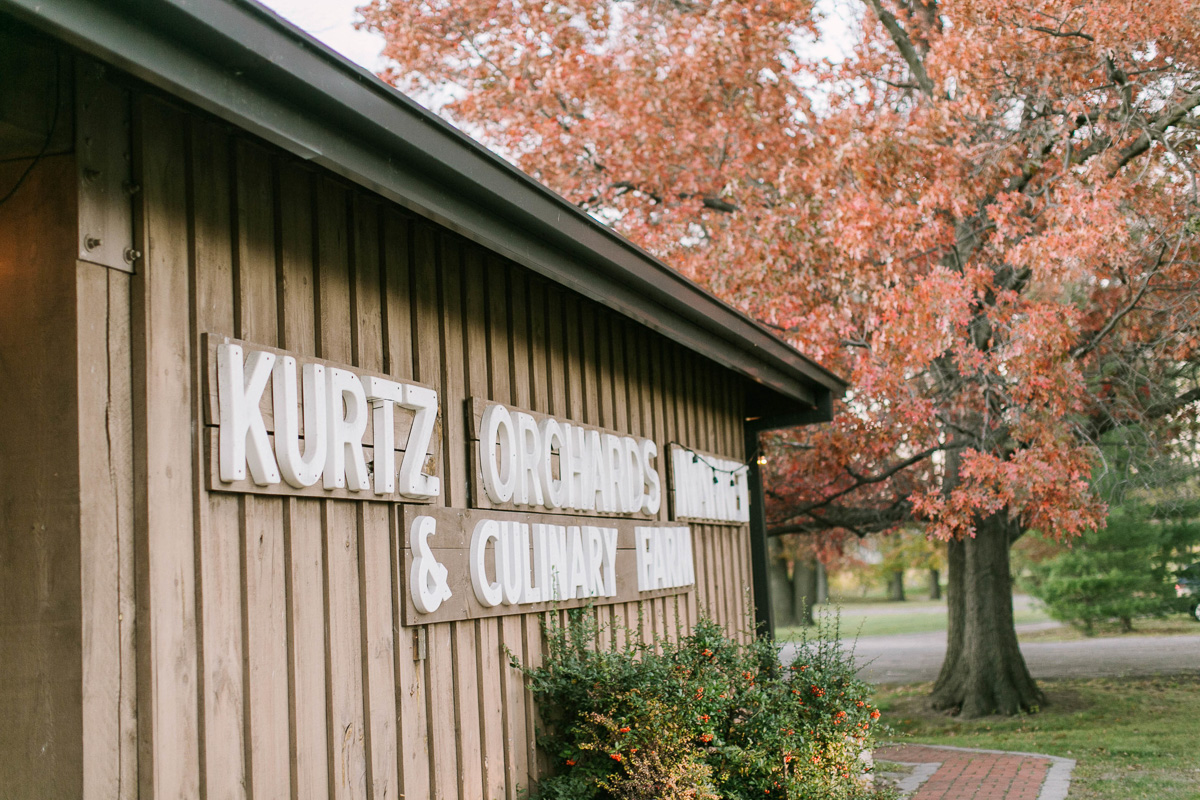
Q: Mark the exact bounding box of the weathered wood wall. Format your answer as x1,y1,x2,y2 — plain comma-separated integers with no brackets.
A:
0,154,87,798
78,88,754,800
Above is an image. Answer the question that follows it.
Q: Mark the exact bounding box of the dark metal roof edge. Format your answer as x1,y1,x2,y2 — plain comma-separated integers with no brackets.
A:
3,0,848,405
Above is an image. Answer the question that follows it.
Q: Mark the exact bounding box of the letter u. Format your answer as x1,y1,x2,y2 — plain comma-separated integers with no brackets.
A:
273,357,327,487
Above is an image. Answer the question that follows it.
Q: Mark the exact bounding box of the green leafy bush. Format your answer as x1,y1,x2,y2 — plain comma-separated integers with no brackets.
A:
515,612,894,800
1024,505,1200,633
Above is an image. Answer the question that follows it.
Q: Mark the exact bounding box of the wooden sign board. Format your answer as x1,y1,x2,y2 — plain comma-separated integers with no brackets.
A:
465,397,658,520
204,333,441,501
667,443,750,526
203,429,434,501
399,505,694,626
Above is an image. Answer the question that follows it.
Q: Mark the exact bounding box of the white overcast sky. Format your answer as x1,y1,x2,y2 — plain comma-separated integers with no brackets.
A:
256,0,858,77
259,0,387,70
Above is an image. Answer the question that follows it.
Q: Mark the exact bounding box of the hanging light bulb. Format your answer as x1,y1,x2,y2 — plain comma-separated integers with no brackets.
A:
756,454,767,467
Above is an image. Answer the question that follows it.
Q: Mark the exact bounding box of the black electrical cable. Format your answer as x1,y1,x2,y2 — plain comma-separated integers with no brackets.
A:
0,52,62,209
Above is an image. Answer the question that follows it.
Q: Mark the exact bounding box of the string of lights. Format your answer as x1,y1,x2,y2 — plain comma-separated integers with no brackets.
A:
673,443,753,487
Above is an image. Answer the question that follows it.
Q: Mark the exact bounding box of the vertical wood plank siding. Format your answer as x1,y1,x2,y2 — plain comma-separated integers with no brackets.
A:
134,95,752,799
0,155,87,798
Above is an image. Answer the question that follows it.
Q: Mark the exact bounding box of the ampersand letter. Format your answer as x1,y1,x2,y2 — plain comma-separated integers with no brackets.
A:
410,515,452,614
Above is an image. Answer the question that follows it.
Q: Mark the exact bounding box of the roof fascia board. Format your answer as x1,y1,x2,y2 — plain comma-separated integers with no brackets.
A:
2,0,845,405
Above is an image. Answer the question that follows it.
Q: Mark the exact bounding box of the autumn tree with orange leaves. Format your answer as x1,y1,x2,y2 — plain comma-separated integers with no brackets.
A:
360,0,1200,717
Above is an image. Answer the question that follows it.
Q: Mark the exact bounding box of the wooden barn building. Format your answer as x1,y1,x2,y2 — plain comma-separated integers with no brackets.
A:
0,0,844,797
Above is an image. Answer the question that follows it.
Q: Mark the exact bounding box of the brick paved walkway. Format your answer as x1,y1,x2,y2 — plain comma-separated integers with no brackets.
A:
875,744,1075,800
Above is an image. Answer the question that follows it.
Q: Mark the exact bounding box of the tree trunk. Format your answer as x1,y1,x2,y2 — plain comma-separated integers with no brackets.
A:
928,568,941,600
768,539,793,628
887,569,906,601
792,559,816,626
933,537,965,694
815,561,829,605
930,514,1044,717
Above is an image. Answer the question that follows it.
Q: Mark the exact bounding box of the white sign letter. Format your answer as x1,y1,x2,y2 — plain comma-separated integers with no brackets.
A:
273,357,327,488
622,436,644,514
640,439,661,515
515,412,543,507
410,516,452,614
324,367,370,491
217,343,281,486
398,384,440,500
470,519,503,607
481,404,518,503
364,376,405,495
537,418,565,509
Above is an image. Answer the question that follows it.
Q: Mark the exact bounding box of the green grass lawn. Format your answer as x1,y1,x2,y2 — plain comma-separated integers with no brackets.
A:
824,591,944,605
875,676,1200,799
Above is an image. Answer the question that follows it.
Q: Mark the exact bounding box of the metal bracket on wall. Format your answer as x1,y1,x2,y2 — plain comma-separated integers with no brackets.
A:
76,58,135,273
413,627,427,661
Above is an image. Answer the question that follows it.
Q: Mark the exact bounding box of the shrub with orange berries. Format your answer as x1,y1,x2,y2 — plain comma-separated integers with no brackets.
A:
515,612,893,800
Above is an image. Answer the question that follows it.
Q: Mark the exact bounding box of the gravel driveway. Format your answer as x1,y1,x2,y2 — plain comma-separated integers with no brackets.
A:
780,626,1200,684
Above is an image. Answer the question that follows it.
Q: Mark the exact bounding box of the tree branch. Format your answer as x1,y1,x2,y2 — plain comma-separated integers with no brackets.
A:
766,442,953,529
768,500,913,537
1110,89,1200,177
862,0,935,97
1143,386,1200,423
1085,386,1200,440
604,181,739,213
1072,246,1166,359
701,195,739,213
1029,25,1094,41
